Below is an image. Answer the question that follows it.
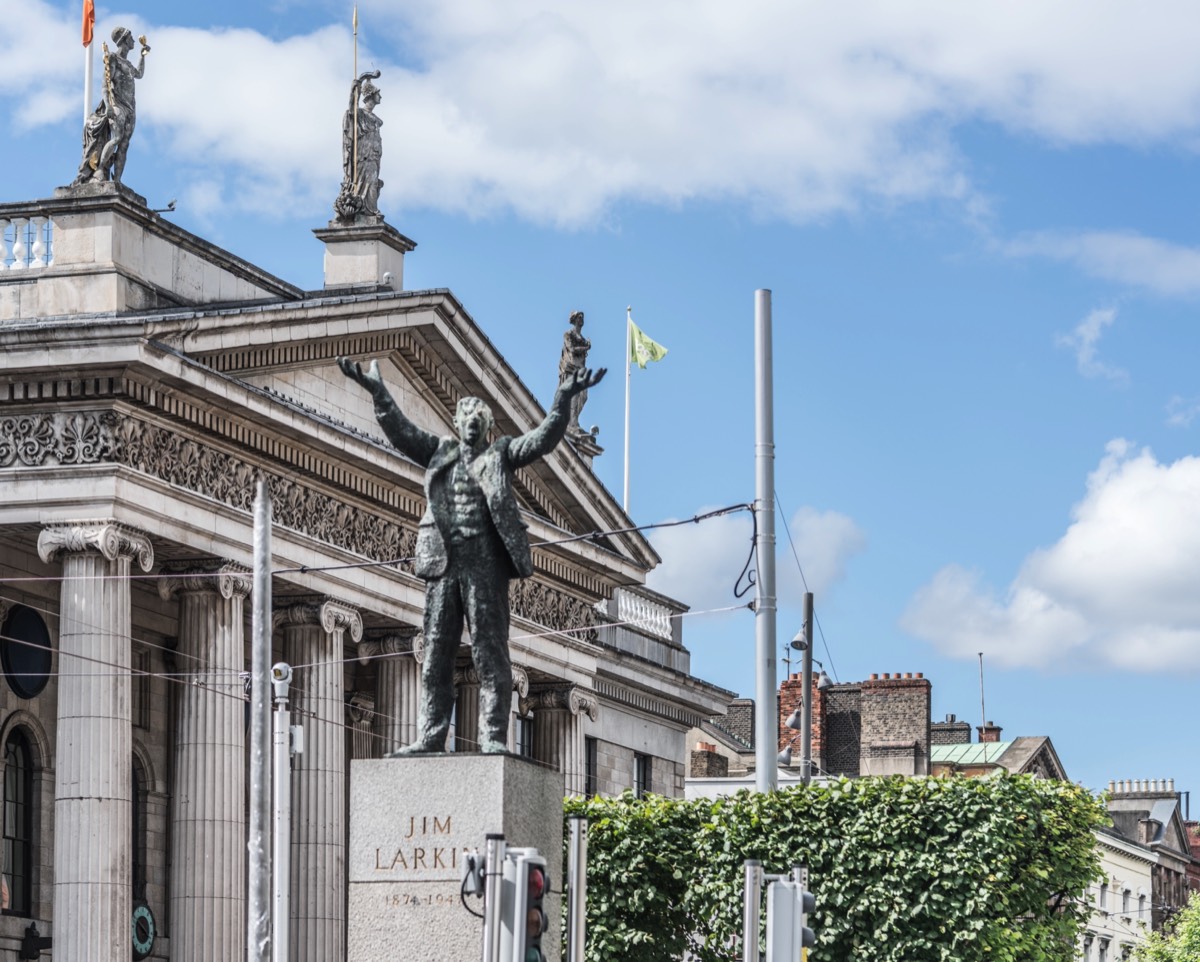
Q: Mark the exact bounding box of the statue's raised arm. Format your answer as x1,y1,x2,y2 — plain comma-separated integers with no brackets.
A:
337,357,438,466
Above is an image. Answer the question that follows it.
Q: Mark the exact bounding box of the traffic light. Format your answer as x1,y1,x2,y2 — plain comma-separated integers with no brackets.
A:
500,848,550,962
765,878,816,961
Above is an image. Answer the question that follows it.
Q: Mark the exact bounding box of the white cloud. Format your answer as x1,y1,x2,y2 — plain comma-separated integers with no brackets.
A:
902,439,1200,671
13,1,1200,224
1056,307,1127,382
646,506,865,613
1167,395,1200,428
1006,231,1200,298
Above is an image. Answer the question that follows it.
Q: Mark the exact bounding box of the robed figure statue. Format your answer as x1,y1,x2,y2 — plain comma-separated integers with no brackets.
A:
334,70,384,222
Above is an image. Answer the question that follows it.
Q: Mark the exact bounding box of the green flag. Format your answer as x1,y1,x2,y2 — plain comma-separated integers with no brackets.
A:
629,319,668,369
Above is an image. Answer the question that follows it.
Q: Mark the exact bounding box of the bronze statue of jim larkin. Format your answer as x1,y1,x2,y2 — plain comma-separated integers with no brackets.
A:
339,354,605,754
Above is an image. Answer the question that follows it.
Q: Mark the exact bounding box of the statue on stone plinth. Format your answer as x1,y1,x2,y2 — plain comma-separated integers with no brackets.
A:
337,355,606,753
72,27,149,187
559,311,598,440
334,71,384,223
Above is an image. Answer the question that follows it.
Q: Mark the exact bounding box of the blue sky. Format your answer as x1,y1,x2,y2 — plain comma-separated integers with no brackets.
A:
7,0,1200,801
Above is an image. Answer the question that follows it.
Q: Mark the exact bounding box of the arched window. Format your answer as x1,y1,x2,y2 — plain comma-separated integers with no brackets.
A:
3,729,34,916
132,755,146,903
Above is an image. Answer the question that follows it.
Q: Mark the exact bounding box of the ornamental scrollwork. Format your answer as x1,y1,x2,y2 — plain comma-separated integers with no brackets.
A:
157,560,252,601
0,412,117,467
37,521,154,571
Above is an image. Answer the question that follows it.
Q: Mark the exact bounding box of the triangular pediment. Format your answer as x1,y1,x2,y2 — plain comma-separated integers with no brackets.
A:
148,287,657,578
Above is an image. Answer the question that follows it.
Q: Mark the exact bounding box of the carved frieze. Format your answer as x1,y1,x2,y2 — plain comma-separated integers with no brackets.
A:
509,578,597,642
8,410,602,638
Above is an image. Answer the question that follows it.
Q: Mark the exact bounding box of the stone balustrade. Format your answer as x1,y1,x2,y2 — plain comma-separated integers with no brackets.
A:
596,587,690,673
1,214,54,270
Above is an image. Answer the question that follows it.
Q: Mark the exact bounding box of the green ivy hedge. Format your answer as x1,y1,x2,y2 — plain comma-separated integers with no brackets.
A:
563,774,1106,962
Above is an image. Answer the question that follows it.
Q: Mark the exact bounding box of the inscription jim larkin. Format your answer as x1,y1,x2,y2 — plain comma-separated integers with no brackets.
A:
372,815,464,876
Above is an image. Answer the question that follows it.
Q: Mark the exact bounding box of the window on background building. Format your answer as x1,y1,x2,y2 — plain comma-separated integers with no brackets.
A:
1100,881,1108,910
3,729,34,916
633,752,650,798
1099,937,1110,962
584,738,598,797
1082,934,1094,962
1138,893,1147,919
1122,888,1130,916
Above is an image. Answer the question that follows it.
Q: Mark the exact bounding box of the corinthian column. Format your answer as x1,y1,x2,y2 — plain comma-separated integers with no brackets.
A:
357,630,421,755
275,598,362,962
527,685,600,796
38,521,154,962
159,561,251,962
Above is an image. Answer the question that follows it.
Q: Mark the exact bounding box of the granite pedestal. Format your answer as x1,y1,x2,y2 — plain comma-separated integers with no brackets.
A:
349,753,563,962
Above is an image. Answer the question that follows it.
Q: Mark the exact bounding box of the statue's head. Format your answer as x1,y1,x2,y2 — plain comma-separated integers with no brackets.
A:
569,311,585,331
454,397,493,447
112,26,134,50
361,79,381,107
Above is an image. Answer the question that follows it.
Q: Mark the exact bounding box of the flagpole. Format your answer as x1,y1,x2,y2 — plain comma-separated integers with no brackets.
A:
83,0,94,124
84,46,93,123
352,5,359,189
624,306,632,513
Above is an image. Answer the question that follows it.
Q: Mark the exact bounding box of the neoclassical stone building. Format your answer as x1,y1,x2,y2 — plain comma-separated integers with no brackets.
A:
0,187,730,962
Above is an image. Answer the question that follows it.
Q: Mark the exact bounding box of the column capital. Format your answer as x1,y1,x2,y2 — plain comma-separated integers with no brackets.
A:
157,560,251,601
273,597,363,642
347,692,375,725
356,627,420,665
523,684,599,721
512,665,530,698
37,519,154,571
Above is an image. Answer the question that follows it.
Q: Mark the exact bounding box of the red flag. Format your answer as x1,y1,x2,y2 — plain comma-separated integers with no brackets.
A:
82,0,94,47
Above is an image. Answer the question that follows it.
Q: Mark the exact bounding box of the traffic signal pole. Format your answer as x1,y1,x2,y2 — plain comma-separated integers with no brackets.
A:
800,592,814,786
754,289,778,792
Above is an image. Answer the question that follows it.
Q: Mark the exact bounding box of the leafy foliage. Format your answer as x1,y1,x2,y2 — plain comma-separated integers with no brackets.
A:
1139,893,1200,962
563,774,1106,962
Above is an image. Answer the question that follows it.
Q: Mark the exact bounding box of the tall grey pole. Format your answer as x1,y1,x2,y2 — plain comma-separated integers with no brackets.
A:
754,289,778,792
743,858,763,962
567,815,588,962
271,664,293,962
800,592,814,786
247,481,273,962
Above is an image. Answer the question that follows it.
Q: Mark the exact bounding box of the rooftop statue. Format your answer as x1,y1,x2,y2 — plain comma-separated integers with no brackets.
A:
338,355,606,753
334,70,384,223
559,311,599,441
72,27,149,188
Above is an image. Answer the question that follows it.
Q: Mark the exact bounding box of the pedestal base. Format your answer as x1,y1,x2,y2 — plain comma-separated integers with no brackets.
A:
348,753,563,962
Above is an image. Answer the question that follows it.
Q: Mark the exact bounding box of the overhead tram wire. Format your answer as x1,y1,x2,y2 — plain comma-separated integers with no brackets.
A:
775,489,841,684
0,503,755,584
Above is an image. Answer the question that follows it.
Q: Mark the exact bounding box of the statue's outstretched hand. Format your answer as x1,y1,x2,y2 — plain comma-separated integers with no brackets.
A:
562,366,607,396
338,356,386,398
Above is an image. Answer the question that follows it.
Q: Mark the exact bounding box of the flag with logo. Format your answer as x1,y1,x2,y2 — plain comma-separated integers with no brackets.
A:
629,319,668,369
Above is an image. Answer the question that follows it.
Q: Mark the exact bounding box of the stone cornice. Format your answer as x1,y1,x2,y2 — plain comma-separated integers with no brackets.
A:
0,408,617,610
157,560,251,600
591,677,706,729
37,520,154,571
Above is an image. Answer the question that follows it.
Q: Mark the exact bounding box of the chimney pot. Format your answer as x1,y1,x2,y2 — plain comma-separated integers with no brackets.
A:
916,672,924,678
870,673,878,680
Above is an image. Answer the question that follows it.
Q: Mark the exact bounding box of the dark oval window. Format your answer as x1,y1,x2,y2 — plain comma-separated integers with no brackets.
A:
1,605,52,699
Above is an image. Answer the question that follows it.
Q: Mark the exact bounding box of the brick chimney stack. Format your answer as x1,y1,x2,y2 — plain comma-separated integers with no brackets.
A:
777,672,826,765
977,721,1003,743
